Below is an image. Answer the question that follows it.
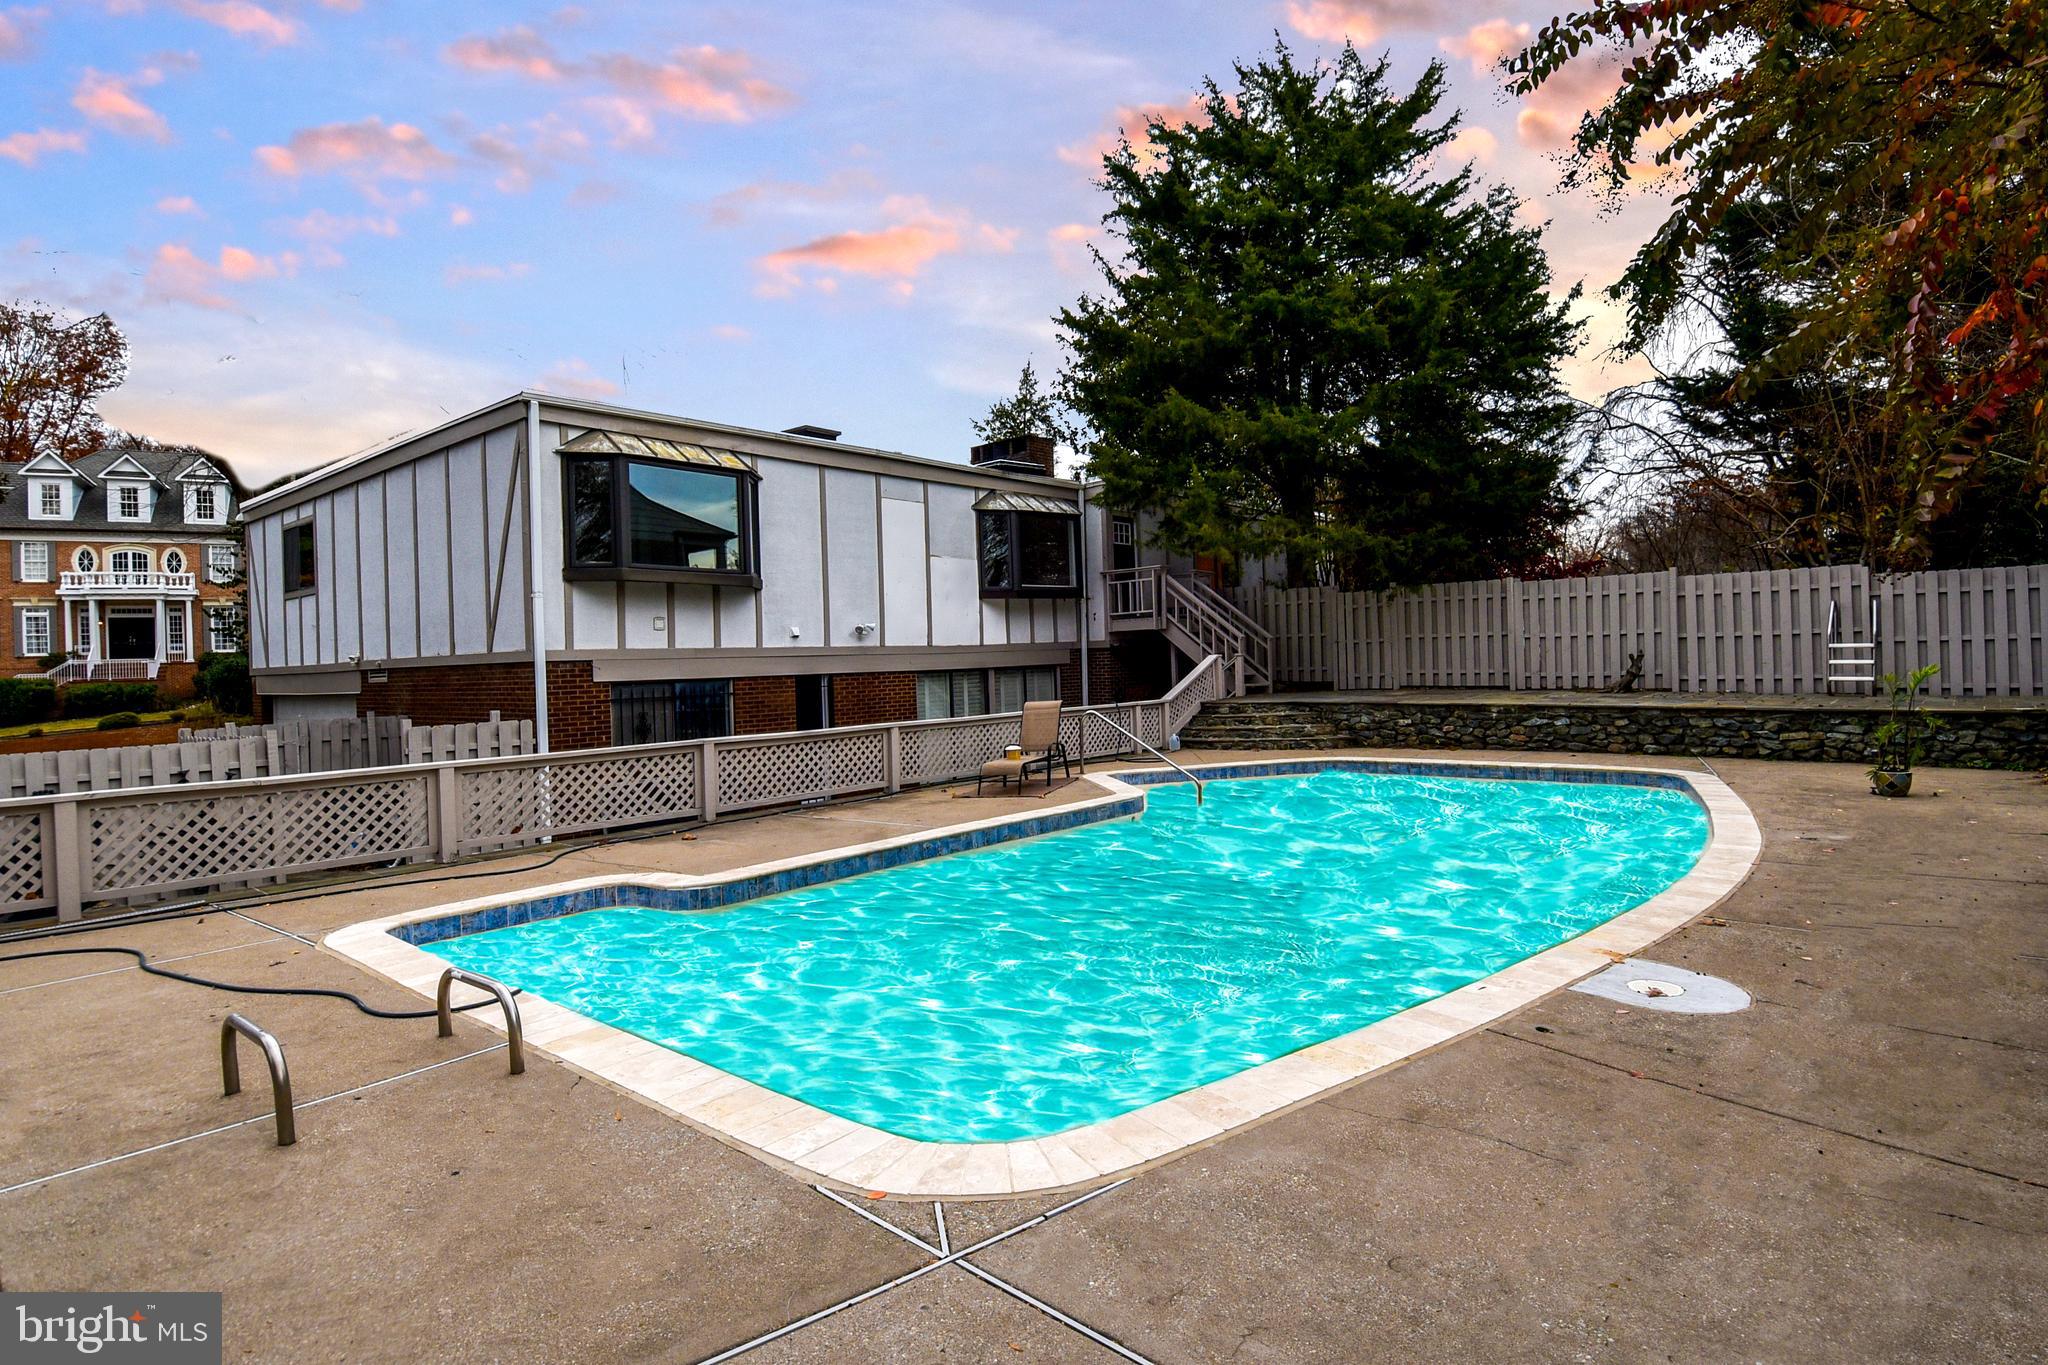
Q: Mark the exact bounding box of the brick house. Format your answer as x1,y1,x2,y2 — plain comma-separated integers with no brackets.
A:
2,447,245,699
239,393,1259,747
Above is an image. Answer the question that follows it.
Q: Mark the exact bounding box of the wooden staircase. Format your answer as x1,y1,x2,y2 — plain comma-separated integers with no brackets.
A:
1103,566,1273,696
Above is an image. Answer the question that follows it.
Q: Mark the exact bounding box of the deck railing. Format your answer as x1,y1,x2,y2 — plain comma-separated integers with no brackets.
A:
0,658,1224,923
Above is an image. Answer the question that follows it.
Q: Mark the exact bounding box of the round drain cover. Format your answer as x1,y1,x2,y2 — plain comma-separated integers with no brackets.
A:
1627,978,1686,999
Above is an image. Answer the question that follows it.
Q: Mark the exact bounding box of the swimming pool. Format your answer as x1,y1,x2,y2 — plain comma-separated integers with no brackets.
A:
413,765,1709,1144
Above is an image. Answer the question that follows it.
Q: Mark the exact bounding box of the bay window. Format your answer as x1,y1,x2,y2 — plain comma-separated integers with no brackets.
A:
975,506,1078,597
563,448,759,586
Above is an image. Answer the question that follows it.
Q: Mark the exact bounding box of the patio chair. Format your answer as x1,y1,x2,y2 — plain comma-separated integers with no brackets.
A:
976,700,1073,794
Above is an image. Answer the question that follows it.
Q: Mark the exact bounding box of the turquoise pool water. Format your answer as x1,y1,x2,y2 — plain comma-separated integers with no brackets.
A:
424,769,1709,1142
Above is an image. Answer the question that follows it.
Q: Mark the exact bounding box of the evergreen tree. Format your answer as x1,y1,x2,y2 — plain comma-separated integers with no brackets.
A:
1059,44,1582,588
972,361,1073,447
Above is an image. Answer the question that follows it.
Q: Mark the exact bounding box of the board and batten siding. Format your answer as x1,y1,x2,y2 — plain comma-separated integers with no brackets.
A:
251,416,1079,672
249,421,530,671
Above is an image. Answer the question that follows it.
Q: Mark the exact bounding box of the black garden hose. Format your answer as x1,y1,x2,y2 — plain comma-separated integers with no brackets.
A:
0,944,514,1020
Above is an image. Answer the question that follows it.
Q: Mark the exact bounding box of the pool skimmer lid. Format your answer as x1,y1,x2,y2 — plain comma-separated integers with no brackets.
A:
1571,960,1750,1014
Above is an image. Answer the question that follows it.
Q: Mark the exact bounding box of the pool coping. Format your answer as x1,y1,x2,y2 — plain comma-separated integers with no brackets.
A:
322,756,1762,1200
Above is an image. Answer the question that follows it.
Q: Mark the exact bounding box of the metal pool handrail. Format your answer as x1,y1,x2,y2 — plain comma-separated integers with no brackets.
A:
220,1013,295,1147
1077,708,1206,805
437,966,525,1075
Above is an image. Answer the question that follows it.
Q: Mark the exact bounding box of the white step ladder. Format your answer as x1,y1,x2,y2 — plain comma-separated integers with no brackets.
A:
1825,598,1880,692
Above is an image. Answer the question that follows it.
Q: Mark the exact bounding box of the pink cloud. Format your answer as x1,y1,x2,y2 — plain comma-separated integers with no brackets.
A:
144,241,292,309
286,206,401,241
1058,95,1212,170
534,358,619,397
445,26,561,80
443,260,532,286
0,6,45,61
448,204,473,226
753,195,1014,299
587,47,792,123
176,0,296,45
1444,125,1498,163
1284,0,1440,43
1514,50,1626,150
255,117,456,180
156,193,201,214
1440,18,1530,74
442,26,793,133
72,67,170,142
710,324,750,342
758,221,960,294
0,126,86,166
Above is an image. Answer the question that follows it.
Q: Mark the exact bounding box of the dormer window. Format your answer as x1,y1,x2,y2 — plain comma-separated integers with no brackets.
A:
36,483,62,518
192,485,219,522
109,483,148,521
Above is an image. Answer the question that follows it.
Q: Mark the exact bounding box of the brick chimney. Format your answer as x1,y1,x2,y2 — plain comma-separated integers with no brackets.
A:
968,434,1057,477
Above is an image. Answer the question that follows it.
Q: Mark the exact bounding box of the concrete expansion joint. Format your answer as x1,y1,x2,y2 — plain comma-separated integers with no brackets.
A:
698,1180,1155,1364
1486,1027,2046,1190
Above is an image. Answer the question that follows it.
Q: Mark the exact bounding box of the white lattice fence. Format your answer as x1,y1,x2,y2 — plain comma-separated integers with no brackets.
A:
3,690,1203,922
900,716,1019,784
717,729,889,812
83,773,432,902
457,746,700,852
0,810,51,913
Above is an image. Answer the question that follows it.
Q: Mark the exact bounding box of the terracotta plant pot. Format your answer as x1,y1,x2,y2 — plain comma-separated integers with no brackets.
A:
1870,769,1913,798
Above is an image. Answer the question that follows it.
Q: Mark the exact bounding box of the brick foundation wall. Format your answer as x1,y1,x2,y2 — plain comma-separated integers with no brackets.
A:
351,659,610,749
732,675,796,733
830,671,917,726
1063,639,1171,706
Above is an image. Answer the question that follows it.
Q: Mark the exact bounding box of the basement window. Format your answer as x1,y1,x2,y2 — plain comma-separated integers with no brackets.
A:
562,436,760,587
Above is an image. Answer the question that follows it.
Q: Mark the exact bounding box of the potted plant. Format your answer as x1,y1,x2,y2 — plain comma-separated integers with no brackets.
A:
1868,663,1941,797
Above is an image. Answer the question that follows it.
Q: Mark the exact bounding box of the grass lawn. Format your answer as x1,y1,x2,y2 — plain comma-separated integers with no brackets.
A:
0,709,194,741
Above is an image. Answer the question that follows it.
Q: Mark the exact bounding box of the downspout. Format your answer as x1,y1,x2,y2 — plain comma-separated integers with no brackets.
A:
525,397,551,754
1078,479,1091,708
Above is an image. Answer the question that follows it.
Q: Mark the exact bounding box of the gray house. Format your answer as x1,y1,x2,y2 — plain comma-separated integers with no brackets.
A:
240,394,1265,747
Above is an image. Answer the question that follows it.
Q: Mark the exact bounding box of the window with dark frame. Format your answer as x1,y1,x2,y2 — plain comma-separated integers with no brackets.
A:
282,522,317,594
611,680,733,745
565,454,758,586
976,510,1077,597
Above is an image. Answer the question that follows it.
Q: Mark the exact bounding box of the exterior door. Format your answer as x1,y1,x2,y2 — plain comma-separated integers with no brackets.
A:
1111,516,1138,571
106,608,155,659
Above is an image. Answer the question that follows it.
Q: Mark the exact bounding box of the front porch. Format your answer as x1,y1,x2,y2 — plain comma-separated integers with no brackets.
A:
47,570,201,682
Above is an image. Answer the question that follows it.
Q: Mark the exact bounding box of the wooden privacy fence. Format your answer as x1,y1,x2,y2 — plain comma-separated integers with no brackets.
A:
0,715,537,800
178,714,534,773
0,658,1225,922
1245,564,2047,697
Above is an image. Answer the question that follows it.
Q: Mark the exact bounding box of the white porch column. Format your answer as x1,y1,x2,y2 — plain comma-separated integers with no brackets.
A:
182,600,194,661
62,599,74,655
84,598,98,664
152,597,165,664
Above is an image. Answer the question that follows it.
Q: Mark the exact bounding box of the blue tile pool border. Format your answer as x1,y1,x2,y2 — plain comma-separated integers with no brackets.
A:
392,757,1700,948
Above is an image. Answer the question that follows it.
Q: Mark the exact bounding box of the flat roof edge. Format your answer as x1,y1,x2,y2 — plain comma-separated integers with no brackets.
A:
242,391,1078,516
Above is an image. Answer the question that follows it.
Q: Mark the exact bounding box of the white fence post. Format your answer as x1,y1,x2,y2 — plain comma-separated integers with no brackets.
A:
431,764,460,863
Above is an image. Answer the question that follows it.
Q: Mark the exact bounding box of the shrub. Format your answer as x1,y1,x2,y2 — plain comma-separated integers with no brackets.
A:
96,711,141,730
195,652,252,716
37,652,69,671
0,677,57,727
60,681,160,719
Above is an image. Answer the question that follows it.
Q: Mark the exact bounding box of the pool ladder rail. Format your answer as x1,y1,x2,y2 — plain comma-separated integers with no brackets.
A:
1076,707,1206,804
216,967,525,1149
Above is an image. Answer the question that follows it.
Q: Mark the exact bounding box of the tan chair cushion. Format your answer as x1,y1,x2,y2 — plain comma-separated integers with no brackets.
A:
979,758,1027,778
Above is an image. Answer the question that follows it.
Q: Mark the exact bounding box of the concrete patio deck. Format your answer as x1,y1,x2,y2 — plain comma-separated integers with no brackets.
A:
1,753,2041,1362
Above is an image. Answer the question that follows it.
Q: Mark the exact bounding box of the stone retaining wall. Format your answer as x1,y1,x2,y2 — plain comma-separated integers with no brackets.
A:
1290,701,2047,769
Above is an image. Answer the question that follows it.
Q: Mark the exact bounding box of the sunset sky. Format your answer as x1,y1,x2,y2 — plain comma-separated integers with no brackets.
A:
0,0,1668,486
